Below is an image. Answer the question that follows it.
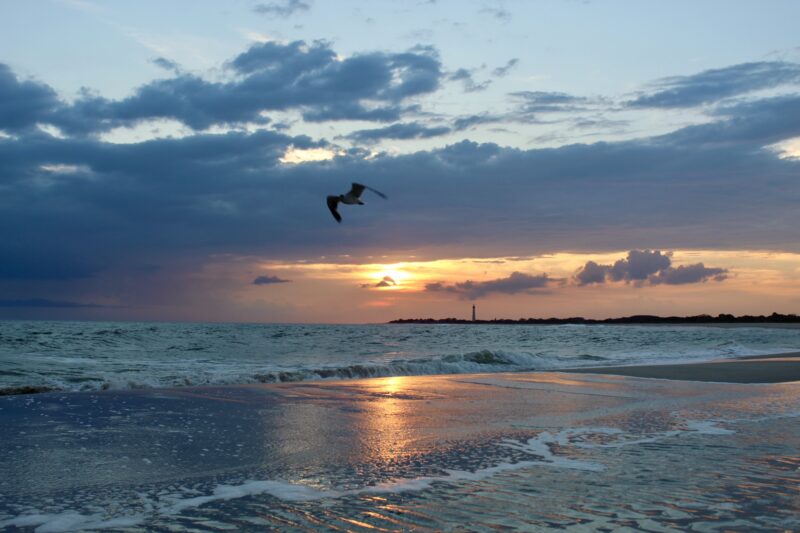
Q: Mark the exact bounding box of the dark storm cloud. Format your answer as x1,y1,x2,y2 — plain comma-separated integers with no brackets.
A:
574,251,728,287
0,247,97,281
253,275,291,285
426,272,554,299
347,122,451,142
0,64,59,133
0,126,314,280
253,0,310,17
492,58,519,77
628,61,800,109
2,55,800,314
0,298,104,308
3,92,800,283
2,41,443,135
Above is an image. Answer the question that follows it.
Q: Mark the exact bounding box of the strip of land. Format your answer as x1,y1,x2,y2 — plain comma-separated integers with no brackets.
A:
568,352,800,383
390,313,800,326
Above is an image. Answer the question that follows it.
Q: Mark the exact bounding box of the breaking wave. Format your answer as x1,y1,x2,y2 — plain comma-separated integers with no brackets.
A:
3,321,799,396
0,349,607,396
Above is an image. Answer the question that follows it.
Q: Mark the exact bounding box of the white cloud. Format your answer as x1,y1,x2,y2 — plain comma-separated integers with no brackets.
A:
280,146,341,164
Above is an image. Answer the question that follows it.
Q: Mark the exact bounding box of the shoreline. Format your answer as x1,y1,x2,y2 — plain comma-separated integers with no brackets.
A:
3,352,799,398
2,361,798,531
389,315,800,328
567,352,800,383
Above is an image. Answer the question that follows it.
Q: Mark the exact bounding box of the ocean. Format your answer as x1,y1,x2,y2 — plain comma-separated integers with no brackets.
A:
2,320,800,531
2,320,800,395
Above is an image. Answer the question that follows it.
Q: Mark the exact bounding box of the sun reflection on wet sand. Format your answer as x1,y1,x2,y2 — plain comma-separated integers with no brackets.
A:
358,376,419,463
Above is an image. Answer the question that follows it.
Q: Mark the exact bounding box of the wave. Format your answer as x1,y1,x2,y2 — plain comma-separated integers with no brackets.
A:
0,349,608,396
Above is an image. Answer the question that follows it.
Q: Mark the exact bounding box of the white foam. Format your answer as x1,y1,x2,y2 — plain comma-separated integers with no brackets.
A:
501,429,607,471
0,416,749,531
685,420,736,435
0,512,144,533
164,480,330,513
159,429,611,515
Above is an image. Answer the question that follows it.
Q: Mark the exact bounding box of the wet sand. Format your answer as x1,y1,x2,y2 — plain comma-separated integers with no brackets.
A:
569,352,800,383
1,368,798,531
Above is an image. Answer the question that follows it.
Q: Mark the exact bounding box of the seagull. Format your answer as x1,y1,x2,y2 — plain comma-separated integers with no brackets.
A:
327,182,388,223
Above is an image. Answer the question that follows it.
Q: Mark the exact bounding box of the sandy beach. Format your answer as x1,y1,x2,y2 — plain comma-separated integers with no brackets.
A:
569,351,800,383
2,353,799,531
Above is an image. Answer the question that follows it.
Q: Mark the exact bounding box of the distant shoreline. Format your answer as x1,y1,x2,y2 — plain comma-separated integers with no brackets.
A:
568,352,800,383
389,313,800,326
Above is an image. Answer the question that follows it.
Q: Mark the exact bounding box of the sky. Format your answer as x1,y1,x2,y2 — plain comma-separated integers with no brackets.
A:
1,0,800,323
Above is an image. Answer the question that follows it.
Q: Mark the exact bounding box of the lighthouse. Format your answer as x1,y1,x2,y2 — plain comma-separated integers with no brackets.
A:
472,304,476,321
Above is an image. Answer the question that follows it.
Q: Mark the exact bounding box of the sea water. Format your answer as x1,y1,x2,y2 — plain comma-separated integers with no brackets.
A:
1,370,798,531
1,321,799,531
2,320,800,395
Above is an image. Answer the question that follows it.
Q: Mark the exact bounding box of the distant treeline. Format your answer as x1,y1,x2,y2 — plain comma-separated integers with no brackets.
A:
389,313,800,325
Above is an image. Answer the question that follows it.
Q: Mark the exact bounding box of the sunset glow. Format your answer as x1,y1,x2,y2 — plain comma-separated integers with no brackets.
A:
1,2,798,323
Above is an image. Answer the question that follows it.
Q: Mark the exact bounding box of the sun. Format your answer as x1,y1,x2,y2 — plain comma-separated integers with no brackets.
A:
369,265,414,290
382,268,408,283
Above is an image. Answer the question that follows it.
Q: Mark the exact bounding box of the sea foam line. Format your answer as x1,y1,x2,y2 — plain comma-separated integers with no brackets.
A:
0,419,739,532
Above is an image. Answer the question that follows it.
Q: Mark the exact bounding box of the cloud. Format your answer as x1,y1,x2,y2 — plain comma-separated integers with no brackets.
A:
663,93,800,147
0,247,97,280
362,275,396,288
451,113,505,130
0,64,60,133
479,7,511,21
0,298,104,308
492,58,519,77
449,68,491,93
608,249,672,282
628,61,800,109
151,57,180,73
574,250,728,286
2,55,800,315
253,275,291,285
573,260,607,286
649,264,728,285
450,91,598,131
510,91,591,114
426,271,554,299
3,105,800,291
347,122,451,143
253,0,310,17
2,41,443,135
302,103,417,123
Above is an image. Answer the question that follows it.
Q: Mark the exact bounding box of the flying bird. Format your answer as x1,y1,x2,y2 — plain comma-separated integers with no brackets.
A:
327,182,388,223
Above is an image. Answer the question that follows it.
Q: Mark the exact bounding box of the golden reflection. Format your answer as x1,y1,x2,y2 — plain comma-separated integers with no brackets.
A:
358,376,417,462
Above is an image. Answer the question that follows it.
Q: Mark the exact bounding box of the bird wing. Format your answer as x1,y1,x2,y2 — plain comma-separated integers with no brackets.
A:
351,182,387,199
349,183,366,198
365,185,387,199
326,195,342,223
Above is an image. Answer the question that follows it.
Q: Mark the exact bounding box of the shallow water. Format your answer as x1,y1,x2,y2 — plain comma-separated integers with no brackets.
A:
2,320,800,394
1,372,798,531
